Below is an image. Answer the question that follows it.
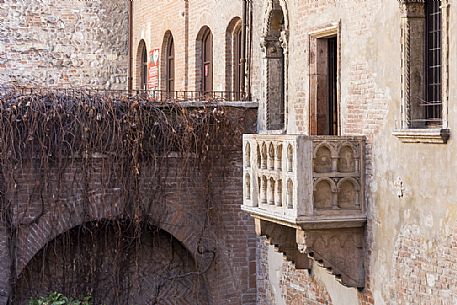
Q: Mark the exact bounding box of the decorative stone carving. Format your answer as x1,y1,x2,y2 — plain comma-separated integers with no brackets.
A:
242,134,365,220
275,144,282,170
337,178,360,209
296,227,365,288
337,145,356,173
245,142,251,168
314,179,335,209
261,0,289,131
314,145,333,173
254,219,365,288
287,144,293,172
242,135,367,288
256,219,312,270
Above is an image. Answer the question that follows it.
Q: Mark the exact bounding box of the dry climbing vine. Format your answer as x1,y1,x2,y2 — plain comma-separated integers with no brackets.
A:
0,87,248,304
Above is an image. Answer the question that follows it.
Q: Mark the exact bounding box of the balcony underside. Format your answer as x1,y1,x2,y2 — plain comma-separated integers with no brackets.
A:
255,218,365,289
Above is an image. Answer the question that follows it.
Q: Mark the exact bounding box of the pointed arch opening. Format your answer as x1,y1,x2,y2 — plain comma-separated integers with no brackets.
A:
196,26,213,94
226,17,244,100
136,40,148,91
161,31,175,97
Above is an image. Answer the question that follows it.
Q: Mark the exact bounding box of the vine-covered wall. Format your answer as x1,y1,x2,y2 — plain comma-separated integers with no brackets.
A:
0,89,258,305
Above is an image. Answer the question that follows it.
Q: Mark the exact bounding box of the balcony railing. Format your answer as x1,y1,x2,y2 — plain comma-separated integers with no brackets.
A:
0,87,249,102
242,134,366,228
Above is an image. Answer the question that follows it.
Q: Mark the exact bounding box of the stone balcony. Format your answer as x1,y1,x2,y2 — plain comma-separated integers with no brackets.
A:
241,134,367,288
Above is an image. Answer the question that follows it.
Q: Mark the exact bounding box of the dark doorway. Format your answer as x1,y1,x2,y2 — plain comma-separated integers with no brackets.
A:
310,35,339,135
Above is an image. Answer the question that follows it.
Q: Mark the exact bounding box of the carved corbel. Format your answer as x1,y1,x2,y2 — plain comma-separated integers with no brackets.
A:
296,227,365,288
255,219,312,269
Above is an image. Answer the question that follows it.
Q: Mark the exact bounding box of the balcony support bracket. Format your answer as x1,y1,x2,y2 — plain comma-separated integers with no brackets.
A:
296,227,365,289
255,219,312,269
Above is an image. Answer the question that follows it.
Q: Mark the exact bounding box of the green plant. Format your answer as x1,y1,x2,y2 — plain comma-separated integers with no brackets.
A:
28,292,93,305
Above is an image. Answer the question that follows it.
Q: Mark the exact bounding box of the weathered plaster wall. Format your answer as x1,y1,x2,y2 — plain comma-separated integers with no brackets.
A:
0,0,128,89
252,0,457,304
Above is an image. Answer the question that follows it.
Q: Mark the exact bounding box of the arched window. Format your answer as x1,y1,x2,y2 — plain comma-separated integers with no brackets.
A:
226,17,244,100
137,40,148,91
166,35,175,93
141,47,148,90
197,27,213,94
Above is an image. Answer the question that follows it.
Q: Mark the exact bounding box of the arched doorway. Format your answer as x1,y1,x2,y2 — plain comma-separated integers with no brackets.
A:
13,220,209,305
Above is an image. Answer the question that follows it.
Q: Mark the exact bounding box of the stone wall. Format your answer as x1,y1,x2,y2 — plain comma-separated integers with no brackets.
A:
0,0,128,89
0,105,257,305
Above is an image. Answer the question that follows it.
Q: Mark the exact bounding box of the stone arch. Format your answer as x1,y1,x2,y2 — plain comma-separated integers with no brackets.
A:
286,178,294,208
275,143,283,170
313,178,337,209
14,198,206,278
136,39,148,90
337,177,361,209
313,143,336,173
268,142,275,170
14,220,210,305
261,0,289,131
337,144,357,173
160,30,175,95
287,143,293,172
261,142,268,169
225,17,243,100
245,141,251,168
196,26,213,94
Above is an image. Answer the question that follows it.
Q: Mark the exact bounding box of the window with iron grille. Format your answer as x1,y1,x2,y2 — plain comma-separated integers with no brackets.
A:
394,0,449,143
424,0,442,126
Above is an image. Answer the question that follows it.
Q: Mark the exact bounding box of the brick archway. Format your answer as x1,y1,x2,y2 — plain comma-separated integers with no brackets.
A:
14,220,211,305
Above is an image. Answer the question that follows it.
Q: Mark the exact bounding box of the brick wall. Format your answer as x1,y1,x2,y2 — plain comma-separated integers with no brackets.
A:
257,237,334,305
0,106,257,305
0,0,128,89
15,223,210,304
250,0,388,303
132,0,243,93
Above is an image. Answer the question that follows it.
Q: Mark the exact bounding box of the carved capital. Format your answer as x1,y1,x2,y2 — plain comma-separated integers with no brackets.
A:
399,0,425,18
260,35,283,58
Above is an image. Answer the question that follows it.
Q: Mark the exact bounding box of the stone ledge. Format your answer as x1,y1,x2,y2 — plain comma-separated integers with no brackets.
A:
392,128,450,144
242,205,366,230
